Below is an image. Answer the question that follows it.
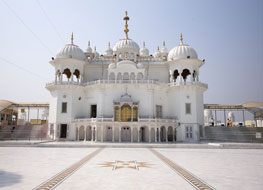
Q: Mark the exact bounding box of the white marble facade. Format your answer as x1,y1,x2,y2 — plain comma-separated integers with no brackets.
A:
46,12,207,142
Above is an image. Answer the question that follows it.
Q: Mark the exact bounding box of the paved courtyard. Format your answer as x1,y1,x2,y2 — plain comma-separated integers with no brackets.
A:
0,146,262,190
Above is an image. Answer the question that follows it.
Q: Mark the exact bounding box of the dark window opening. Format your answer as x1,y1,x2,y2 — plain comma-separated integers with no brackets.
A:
60,124,67,138
62,102,67,113
91,105,97,118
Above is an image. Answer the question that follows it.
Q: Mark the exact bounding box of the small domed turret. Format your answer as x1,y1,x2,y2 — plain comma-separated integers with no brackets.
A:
93,46,99,58
140,42,149,56
86,41,92,53
56,33,85,60
168,33,198,61
154,46,161,58
104,42,113,56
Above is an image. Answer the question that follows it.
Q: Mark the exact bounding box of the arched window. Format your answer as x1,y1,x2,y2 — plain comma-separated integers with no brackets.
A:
73,69,80,81
109,73,115,80
115,107,120,121
123,72,129,80
133,107,138,121
181,69,191,82
63,68,71,81
130,73,135,80
117,73,122,80
121,105,131,122
173,70,179,82
137,72,143,80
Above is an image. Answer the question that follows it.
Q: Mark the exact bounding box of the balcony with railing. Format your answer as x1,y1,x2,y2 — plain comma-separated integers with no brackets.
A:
46,79,207,89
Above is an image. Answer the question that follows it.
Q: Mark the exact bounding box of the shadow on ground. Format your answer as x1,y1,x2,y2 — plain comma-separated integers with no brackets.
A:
0,170,22,188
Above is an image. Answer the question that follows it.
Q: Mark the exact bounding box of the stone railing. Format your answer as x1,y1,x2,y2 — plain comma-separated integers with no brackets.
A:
74,117,178,123
46,79,207,88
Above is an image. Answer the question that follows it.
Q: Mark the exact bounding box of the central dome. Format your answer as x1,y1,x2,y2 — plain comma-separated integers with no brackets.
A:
113,39,140,54
168,44,198,61
56,44,85,60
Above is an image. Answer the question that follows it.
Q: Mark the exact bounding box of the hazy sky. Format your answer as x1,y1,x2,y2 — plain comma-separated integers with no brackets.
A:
1,0,262,105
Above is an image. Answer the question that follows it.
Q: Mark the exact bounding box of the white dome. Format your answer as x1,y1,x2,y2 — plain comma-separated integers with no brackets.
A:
168,43,198,61
140,42,149,56
161,41,168,54
113,38,140,54
56,44,85,60
154,47,161,58
104,42,113,56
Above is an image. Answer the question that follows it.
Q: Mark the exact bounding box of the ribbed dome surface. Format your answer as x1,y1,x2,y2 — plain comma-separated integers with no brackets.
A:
168,44,198,61
113,39,140,53
56,44,85,60
140,47,149,56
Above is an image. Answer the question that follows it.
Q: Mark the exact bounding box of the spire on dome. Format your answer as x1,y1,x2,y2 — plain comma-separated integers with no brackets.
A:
180,33,183,45
163,41,166,47
123,11,130,40
108,41,111,47
157,46,160,51
71,32,74,44
88,41,90,47
143,41,145,47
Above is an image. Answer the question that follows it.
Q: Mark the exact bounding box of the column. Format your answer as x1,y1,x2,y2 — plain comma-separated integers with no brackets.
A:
101,126,104,142
243,110,245,126
112,127,115,142
173,127,175,142
84,127,87,141
131,127,133,142
95,126,97,142
77,127,80,141
224,109,226,126
166,127,168,142
131,107,133,122
119,126,121,142
155,127,157,142
91,127,94,141
214,110,217,126
138,127,140,142
55,73,57,84
149,127,151,143
158,128,161,142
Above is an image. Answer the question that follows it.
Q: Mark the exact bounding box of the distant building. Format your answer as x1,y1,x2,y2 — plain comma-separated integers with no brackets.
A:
46,12,207,142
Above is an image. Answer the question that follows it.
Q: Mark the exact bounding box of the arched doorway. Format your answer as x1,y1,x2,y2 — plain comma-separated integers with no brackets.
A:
160,126,166,142
121,127,131,142
105,126,113,141
79,126,85,141
150,128,155,142
86,126,92,141
140,126,149,142
121,105,131,122
167,126,173,142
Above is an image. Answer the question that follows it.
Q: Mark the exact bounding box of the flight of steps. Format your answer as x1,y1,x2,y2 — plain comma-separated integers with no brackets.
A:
0,124,49,140
203,126,263,143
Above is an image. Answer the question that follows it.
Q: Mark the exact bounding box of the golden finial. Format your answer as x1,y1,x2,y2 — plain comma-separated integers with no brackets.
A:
163,41,166,47
71,32,74,44
123,11,130,39
180,33,183,43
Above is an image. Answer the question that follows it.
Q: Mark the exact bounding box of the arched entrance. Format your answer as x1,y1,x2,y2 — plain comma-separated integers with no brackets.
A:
160,126,166,142
150,128,155,142
121,127,131,142
79,126,85,141
168,126,173,142
105,126,113,141
86,126,92,141
139,126,149,142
